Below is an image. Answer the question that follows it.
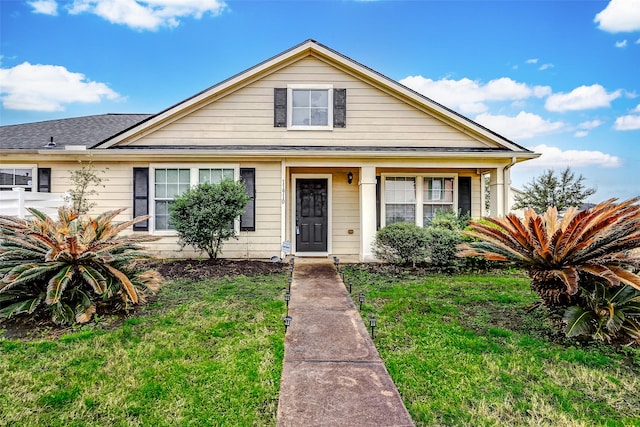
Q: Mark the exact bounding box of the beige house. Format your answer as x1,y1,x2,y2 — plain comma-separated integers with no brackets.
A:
0,40,539,261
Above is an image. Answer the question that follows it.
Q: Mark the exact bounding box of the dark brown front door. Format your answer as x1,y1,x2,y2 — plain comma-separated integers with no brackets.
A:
296,179,328,252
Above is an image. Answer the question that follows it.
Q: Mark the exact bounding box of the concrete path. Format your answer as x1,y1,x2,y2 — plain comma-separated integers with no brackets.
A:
276,259,414,427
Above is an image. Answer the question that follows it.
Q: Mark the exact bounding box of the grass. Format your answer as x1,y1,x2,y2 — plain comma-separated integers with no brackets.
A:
2,267,640,426
0,272,288,427
343,266,640,427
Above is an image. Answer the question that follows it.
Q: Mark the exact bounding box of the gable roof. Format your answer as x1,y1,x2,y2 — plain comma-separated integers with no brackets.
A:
0,114,152,150
96,39,534,155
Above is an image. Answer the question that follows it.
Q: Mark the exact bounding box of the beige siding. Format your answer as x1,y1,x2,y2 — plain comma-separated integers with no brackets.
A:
123,57,499,150
332,169,360,255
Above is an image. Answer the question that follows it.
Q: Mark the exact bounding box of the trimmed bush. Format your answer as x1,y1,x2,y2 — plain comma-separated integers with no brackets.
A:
169,180,250,259
424,227,464,273
374,222,429,266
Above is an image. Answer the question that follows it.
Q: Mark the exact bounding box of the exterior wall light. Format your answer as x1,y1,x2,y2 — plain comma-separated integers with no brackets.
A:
347,171,353,184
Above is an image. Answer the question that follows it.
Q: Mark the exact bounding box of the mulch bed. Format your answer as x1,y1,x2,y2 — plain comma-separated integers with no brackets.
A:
149,258,288,281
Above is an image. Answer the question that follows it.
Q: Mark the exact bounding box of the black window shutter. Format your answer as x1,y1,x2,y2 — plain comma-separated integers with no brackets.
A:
133,168,149,231
333,88,346,128
37,168,51,193
458,176,472,217
376,175,381,230
240,168,256,231
274,88,287,127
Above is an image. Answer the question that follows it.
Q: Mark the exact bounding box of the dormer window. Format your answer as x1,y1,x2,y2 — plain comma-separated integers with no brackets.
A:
274,86,346,129
288,85,333,130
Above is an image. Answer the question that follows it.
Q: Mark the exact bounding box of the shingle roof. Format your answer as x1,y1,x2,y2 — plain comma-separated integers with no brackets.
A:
0,114,152,150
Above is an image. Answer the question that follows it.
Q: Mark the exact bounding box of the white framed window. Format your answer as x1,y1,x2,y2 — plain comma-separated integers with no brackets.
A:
150,164,239,234
287,84,333,130
0,166,36,191
382,174,457,227
423,177,455,224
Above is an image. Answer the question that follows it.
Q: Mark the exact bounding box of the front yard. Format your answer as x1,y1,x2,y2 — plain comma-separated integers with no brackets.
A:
1,263,639,426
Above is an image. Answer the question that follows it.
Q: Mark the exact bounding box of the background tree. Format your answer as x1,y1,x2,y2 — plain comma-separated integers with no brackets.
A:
169,180,250,259
65,157,107,214
513,167,596,213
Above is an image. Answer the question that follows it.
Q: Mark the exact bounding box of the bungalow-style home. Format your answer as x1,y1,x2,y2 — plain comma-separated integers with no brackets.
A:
0,40,539,261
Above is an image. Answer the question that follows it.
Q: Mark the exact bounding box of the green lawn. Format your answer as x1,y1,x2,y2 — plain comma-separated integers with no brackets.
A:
0,273,288,427
2,267,639,426
344,266,640,427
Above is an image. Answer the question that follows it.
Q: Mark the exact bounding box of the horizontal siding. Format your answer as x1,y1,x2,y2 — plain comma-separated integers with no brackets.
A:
125,57,497,150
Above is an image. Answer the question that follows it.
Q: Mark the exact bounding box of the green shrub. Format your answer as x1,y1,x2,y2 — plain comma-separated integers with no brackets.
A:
0,207,162,325
424,227,464,273
169,180,250,259
564,280,640,345
426,207,469,231
374,222,429,266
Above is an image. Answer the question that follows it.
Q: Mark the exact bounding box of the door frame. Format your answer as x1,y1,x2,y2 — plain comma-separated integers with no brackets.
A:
291,173,332,256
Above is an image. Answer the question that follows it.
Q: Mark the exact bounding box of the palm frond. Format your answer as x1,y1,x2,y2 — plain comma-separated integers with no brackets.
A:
564,306,595,337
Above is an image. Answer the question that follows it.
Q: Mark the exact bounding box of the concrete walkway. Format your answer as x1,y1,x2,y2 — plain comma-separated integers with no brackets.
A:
276,259,414,427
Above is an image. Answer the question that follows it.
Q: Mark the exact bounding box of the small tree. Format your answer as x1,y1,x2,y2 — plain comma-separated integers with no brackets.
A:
513,167,596,213
65,158,106,214
169,180,250,259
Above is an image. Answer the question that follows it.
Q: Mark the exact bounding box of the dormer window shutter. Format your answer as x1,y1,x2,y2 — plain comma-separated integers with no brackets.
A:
333,88,346,128
274,88,287,127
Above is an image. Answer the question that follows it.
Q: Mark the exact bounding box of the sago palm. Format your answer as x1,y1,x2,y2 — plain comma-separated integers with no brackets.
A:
0,206,162,324
458,198,640,310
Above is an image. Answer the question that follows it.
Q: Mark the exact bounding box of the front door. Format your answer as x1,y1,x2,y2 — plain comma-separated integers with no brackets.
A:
296,179,328,253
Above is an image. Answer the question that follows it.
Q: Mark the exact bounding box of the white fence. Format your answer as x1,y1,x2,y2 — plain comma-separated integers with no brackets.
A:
0,188,67,219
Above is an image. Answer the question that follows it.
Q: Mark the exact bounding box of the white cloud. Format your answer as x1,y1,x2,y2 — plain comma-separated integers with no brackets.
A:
632,104,640,112
400,75,551,115
594,0,640,33
578,119,604,130
615,39,628,47
526,58,538,64
614,114,640,130
545,84,621,112
67,0,227,31
539,63,554,71
474,111,565,140
522,144,621,169
28,0,58,15
0,62,120,111
574,131,589,138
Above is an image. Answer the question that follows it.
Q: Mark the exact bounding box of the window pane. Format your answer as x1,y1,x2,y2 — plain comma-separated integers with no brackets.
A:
199,169,210,184
310,108,328,125
167,169,178,183
155,169,166,183
292,90,309,107
0,169,13,186
179,169,190,183
385,177,415,203
155,183,166,198
167,184,180,198
14,169,31,186
310,90,328,107
292,108,309,125
385,204,416,225
223,169,234,181
211,169,223,184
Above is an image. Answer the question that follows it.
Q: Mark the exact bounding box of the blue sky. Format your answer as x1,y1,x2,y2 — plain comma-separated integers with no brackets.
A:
1,0,639,202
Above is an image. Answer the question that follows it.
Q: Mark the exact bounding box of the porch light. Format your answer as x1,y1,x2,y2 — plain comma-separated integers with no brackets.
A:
358,293,365,310
347,171,353,184
369,315,376,339
284,315,292,332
